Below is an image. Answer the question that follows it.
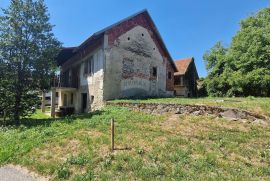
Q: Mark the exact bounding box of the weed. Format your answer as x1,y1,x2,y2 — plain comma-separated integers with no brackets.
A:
67,154,88,166
56,164,71,180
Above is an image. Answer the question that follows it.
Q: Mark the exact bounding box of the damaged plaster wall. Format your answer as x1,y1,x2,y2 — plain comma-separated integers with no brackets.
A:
104,25,170,100
77,48,104,112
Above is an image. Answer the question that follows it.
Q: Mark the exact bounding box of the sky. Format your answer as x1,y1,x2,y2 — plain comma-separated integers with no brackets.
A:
1,0,270,77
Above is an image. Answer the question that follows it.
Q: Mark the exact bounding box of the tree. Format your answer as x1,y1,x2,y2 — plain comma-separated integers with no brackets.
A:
203,6,270,97
0,0,61,124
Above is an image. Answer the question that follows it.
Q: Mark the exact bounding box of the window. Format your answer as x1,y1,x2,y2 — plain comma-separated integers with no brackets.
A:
90,95,94,104
174,76,181,85
181,76,184,86
88,56,94,74
56,92,59,97
168,72,172,79
84,60,88,74
152,67,157,77
70,93,73,105
63,94,67,106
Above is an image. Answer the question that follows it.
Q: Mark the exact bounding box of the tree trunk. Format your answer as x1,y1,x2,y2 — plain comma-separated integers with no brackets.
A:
14,92,21,125
14,62,22,125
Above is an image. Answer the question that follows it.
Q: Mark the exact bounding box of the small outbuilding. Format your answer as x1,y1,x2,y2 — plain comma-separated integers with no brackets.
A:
174,57,199,97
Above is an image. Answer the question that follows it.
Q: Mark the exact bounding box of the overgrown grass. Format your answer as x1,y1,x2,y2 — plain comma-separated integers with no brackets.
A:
111,97,270,116
0,106,270,180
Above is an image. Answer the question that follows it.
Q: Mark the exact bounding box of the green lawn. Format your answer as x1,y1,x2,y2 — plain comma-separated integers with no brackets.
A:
111,97,270,116
1,106,270,180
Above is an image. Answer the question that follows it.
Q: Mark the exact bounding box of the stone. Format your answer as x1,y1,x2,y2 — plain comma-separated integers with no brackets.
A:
252,119,268,125
193,110,201,116
109,102,270,125
174,107,181,114
220,109,239,119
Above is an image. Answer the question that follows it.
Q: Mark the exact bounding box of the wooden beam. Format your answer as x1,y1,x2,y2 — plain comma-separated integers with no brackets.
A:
51,88,56,118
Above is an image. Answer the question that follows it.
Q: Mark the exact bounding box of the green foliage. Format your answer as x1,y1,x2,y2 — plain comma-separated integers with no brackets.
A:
56,164,71,180
0,105,270,180
67,154,88,166
203,7,270,97
0,0,61,124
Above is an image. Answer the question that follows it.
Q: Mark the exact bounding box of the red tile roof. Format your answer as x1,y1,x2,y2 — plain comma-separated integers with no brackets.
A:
174,58,193,75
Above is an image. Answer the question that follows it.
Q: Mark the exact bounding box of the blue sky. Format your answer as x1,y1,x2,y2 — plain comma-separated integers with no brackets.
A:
1,0,270,77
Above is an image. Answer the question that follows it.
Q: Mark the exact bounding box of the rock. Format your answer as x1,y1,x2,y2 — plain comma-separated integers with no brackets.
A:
174,108,181,114
252,119,268,125
220,109,239,119
111,102,269,125
193,110,201,116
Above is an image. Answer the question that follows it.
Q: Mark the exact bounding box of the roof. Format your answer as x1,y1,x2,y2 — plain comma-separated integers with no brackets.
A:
56,47,76,66
56,9,177,71
174,57,194,75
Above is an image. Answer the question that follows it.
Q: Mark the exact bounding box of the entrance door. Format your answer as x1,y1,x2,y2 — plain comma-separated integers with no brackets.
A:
81,93,87,113
63,94,67,106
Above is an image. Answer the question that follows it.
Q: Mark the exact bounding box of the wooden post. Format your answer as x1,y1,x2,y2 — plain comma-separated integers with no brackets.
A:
111,118,115,151
41,91,46,113
51,88,56,118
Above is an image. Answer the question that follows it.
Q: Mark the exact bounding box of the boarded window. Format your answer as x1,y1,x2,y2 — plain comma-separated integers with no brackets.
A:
122,58,134,78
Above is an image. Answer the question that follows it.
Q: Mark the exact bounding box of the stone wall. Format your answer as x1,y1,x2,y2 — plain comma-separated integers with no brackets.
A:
103,25,173,100
107,102,270,124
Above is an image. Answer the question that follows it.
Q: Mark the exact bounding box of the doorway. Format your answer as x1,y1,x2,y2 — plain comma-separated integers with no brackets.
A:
63,94,67,106
81,93,87,113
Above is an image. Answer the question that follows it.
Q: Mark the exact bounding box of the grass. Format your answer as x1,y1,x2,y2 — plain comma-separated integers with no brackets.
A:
111,97,270,116
1,105,270,180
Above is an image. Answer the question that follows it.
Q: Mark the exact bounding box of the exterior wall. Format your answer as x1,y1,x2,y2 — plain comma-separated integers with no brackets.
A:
60,46,105,113
79,48,104,111
174,61,198,97
103,25,173,100
175,86,188,97
57,11,176,113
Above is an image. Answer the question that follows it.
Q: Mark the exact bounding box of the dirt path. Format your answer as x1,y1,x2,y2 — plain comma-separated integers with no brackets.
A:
0,165,48,181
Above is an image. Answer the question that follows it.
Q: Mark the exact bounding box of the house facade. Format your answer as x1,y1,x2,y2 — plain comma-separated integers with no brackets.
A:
174,57,199,97
52,10,176,115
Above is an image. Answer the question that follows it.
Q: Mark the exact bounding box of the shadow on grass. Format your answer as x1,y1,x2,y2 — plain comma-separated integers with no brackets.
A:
1,110,105,128
114,147,132,151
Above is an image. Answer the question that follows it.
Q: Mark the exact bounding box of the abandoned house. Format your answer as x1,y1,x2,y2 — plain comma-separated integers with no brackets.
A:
48,9,177,116
174,57,199,97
